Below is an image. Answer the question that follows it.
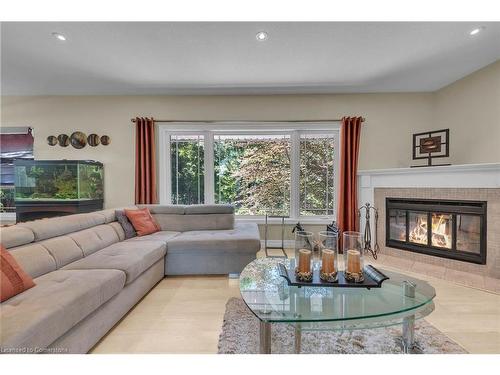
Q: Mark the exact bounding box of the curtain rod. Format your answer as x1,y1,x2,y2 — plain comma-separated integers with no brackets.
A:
130,118,365,124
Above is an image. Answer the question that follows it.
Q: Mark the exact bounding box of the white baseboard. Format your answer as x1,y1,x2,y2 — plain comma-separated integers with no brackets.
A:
260,240,295,249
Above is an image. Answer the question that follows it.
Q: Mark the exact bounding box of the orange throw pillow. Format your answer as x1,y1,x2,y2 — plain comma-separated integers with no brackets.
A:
1,245,35,302
124,208,160,236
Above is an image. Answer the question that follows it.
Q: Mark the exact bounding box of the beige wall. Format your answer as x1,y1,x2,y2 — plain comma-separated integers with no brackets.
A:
0,93,433,209
1,61,498,213
433,60,500,164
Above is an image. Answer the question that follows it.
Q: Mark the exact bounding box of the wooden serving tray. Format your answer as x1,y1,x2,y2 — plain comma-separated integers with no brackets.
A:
277,263,389,289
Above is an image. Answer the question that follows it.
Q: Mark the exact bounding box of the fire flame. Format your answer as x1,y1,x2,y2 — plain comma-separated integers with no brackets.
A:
409,214,451,248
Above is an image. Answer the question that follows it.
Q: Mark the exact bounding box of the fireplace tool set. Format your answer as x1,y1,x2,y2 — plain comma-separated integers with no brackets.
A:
358,202,380,260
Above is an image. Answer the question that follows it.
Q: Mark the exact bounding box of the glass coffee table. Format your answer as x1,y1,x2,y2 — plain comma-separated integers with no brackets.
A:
239,258,436,354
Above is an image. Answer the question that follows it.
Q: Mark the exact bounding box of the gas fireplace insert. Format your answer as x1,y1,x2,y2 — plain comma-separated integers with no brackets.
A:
386,198,486,264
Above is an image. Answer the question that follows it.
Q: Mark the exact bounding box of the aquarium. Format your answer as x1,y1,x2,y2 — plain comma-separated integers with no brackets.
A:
15,160,103,201
14,160,104,222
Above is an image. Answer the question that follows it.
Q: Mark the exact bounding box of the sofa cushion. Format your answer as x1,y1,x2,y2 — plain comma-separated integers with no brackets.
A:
184,204,234,215
0,226,35,249
115,210,136,239
7,243,57,278
68,224,120,257
0,269,125,351
62,240,166,284
18,213,105,241
153,213,235,232
94,206,138,224
39,236,84,269
138,204,186,215
1,245,35,302
94,209,117,223
166,222,260,255
126,231,180,243
125,208,160,236
109,221,126,241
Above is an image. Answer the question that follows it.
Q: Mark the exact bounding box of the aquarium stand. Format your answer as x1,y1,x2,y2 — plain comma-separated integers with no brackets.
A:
16,199,103,222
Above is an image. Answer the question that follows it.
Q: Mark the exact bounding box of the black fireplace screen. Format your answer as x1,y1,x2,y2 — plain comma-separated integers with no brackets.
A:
386,198,486,264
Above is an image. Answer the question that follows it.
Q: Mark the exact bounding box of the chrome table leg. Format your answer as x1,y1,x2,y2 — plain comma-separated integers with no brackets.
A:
259,321,271,354
399,281,422,354
294,324,301,354
402,315,416,353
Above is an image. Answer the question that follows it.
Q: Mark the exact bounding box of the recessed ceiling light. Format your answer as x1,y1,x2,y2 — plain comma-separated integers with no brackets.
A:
256,31,268,41
469,27,485,36
51,32,67,41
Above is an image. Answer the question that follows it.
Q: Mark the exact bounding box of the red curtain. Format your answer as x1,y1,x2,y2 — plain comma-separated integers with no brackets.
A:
134,117,158,204
337,116,363,239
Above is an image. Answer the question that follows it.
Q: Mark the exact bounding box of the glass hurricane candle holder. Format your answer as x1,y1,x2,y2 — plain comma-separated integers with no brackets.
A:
312,234,322,271
343,231,365,283
294,231,313,282
319,231,338,282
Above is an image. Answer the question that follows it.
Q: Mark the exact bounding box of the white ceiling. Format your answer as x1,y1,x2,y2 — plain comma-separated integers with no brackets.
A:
1,22,499,95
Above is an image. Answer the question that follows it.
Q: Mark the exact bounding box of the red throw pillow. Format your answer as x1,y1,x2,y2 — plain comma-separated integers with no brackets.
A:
124,208,160,236
1,245,36,302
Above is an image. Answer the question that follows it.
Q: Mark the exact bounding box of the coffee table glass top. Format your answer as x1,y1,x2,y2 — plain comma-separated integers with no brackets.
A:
239,258,436,328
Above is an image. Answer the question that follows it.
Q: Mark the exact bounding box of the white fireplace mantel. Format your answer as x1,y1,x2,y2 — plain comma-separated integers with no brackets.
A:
357,163,500,234
358,163,500,200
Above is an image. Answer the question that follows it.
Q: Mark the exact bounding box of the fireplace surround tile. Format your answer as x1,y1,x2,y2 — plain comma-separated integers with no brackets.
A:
484,277,500,294
378,254,415,271
444,269,486,289
411,261,447,279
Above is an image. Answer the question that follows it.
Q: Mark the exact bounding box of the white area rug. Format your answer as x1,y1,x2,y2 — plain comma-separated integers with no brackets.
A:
218,297,467,354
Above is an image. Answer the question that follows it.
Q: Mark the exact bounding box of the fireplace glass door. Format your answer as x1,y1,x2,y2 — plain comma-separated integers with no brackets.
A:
409,211,428,245
388,209,406,242
456,215,481,254
431,213,452,249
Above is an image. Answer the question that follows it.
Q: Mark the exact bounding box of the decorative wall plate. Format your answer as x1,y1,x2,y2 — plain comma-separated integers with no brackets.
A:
87,133,100,147
70,131,87,149
47,135,58,146
100,135,111,145
412,129,450,167
57,134,70,147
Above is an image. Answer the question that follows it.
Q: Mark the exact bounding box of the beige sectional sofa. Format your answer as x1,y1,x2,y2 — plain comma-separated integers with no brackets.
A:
0,204,260,354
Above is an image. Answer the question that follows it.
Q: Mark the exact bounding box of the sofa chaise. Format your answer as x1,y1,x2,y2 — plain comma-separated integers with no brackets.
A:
0,204,260,354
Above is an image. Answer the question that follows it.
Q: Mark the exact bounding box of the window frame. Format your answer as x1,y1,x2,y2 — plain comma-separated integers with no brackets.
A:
158,122,340,223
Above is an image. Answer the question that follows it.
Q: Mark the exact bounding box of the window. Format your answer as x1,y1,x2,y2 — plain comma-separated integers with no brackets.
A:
300,133,336,216
214,134,290,215
161,123,339,220
170,134,204,205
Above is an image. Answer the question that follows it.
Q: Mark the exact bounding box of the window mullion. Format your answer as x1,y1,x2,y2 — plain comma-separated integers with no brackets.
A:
290,131,300,220
204,131,215,204
197,135,201,203
333,129,340,220
161,130,172,204
175,137,179,204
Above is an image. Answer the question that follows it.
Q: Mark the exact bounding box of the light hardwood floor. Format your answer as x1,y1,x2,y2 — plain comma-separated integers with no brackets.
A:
92,250,500,354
